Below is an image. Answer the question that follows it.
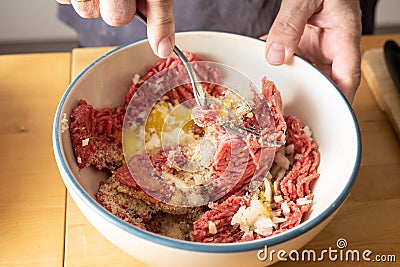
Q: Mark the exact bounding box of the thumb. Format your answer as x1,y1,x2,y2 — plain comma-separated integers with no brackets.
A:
145,0,175,58
265,0,321,65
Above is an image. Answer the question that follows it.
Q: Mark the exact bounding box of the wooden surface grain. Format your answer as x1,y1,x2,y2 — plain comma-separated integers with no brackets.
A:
0,34,399,267
65,47,146,267
362,48,400,138
0,53,70,266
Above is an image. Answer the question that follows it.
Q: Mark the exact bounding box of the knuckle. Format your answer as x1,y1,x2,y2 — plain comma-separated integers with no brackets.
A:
104,16,131,26
74,3,100,18
154,16,174,27
100,1,135,26
274,17,303,38
146,0,174,26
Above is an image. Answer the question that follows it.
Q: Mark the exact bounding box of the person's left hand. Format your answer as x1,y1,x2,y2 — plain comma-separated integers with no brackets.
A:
264,0,362,103
56,0,175,58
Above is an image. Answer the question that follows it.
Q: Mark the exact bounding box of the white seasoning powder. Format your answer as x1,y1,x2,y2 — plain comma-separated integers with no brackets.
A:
193,174,203,186
263,180,272,204
208,221,217,234
131,73,141,84
231,206,246,226
296,197,312,205
60,113,69,133
82,138,89,147
281,201,290,214
254,217,274,236
231,200,273,237
274,195,283,203
303,125,313,141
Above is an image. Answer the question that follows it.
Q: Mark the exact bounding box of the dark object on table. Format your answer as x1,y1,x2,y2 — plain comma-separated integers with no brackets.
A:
360,0,379,34
384,40,400,93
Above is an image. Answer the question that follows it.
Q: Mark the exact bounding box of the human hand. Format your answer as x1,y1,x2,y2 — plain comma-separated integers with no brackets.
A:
56,0,175,58
265,0,362,103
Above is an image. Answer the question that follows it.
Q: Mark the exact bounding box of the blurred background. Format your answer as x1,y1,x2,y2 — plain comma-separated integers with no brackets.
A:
0,0,399,54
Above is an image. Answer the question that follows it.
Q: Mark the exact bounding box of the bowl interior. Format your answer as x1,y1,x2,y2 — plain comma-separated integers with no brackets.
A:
57,31,359,244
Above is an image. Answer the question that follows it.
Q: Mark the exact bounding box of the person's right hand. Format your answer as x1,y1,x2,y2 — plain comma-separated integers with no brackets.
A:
56,0,175,58
264,0,362,103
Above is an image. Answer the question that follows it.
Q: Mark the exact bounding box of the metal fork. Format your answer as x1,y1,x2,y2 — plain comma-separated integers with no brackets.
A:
135,11,283,148
135,11,205,105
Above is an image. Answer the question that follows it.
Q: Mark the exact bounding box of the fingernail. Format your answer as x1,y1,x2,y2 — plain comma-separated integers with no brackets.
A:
157,37,172,58
267,42,285,65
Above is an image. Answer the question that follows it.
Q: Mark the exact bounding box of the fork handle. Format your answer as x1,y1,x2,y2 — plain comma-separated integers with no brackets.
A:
135,10,205,106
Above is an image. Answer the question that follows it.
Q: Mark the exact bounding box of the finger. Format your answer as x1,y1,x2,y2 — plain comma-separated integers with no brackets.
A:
99,0,136,26
331,42,361,103
265,0,321,65
259,34,268,41
297,27,360,103
145,0,175,58
71,0,100,18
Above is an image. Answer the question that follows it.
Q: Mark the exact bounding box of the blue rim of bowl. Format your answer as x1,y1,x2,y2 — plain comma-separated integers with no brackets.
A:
53,31,361,253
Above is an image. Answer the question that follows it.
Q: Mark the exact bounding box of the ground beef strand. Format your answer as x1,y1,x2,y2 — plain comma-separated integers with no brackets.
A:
96,165,205,240
110,164,193,215
69,99,125,172
279,115,320,201
192,115,320,243
191,195,250,243
210,79,287,199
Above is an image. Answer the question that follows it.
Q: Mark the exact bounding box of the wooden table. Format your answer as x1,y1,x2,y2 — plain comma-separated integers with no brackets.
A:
0,34,399,267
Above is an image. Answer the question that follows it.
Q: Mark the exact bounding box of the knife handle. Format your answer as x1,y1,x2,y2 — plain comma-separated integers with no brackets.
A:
384,40,400,92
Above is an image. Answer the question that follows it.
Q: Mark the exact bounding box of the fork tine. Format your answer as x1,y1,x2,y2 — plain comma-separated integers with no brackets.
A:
221,123,284,147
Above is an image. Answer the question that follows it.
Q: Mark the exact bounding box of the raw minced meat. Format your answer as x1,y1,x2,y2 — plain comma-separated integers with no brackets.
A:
96,165,204,240
68,53,320,243
192,115,319,242
69,100,125,172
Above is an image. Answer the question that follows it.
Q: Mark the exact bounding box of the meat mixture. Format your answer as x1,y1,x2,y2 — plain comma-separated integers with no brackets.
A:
68,53,320,242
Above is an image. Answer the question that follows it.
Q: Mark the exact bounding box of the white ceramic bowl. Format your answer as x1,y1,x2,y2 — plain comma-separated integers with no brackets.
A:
53,31,361,267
